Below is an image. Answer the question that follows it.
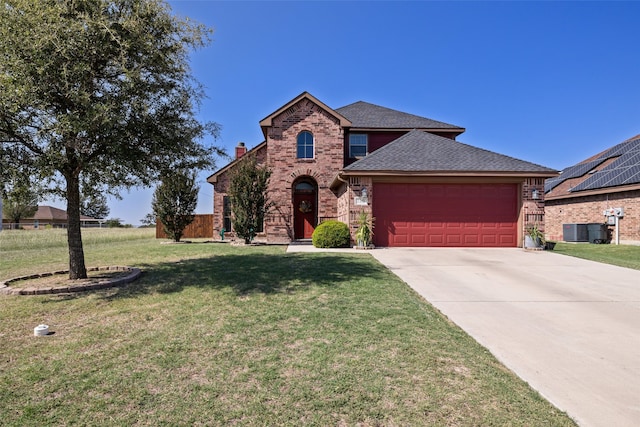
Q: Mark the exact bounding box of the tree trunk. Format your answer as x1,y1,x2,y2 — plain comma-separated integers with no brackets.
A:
66,174,87,279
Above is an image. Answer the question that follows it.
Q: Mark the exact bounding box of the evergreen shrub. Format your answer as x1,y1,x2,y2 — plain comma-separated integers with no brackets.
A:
312,220,351,248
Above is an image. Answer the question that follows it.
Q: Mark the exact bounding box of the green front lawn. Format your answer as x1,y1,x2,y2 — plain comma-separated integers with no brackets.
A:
0,229,575,426
552,241,640,270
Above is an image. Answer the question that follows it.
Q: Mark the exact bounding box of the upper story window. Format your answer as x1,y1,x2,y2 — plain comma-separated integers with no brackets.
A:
297,131,314,159
349,134,368,158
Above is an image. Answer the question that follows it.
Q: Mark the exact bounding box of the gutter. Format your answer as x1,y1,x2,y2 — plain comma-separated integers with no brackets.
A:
338,170,560,179
330,172,349,191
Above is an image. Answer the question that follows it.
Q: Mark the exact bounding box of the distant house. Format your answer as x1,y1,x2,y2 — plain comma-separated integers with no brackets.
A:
545,135,640,244
208,92,557,247
1,205,101,229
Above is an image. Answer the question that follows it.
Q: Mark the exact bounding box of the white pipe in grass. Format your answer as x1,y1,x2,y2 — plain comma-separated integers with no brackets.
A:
33,324,49,336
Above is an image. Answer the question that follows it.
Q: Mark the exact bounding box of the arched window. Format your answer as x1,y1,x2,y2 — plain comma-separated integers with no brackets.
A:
297,131,314,159
294,180,315,193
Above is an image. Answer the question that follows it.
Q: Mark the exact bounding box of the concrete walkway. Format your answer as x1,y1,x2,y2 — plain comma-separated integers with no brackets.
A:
366,248,640,427
287,243,640,426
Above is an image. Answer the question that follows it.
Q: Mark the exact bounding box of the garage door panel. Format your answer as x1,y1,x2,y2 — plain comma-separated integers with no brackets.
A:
429,235,444,245
411,235,426,244
373,183,518,247
394,236,408,245
464,234,479,244
446,235,461,245
482,235,497,244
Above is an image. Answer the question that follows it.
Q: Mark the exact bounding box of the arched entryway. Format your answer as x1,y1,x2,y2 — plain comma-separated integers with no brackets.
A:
293,177,317,239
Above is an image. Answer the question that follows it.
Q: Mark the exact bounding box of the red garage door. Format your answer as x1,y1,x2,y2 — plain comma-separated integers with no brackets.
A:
373,183,518,247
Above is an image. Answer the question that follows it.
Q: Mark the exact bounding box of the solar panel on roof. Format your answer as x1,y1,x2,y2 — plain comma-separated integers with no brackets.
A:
601,144,628,159
599,167,636,188
606,151,640,169
622,167,640,185
571,170,618,192
626,138,640,151
560,158,608,180
596,167,640,189
595,170,623,188
545,177,563,192
598,157,624,172
601,139,640,159
549,136,640,194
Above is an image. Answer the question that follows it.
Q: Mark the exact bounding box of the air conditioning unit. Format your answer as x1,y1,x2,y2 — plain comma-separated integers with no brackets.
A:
563,223,589,242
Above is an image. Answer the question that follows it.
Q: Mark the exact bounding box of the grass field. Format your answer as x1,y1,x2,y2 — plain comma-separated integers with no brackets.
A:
552,241,640,270
0,229,576,426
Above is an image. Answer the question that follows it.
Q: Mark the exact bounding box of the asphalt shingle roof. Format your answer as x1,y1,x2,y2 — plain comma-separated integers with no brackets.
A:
344,130,557,173
2,206,98,221
32,206,97,221
33,206,68,221
336,101,462,130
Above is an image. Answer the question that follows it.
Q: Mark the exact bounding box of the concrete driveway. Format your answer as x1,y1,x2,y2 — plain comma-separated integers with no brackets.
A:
370,248,640,427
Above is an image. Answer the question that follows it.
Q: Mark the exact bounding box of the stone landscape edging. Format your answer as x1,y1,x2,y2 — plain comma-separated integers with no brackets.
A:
0,266,142,295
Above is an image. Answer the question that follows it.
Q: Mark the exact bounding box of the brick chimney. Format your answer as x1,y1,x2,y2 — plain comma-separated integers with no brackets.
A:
235,142,247,159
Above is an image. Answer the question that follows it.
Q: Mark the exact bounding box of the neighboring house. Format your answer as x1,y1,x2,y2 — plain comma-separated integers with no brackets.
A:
207,92,557,247
545,135,640,244
1,205,101,229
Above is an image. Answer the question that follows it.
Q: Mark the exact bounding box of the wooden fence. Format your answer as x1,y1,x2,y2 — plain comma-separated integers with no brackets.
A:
155,214,214,239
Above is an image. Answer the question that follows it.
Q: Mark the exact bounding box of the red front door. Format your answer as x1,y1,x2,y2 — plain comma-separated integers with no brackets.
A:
294,193,316,239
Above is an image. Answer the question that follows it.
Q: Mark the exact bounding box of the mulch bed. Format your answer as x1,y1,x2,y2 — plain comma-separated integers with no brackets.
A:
0,266,142,295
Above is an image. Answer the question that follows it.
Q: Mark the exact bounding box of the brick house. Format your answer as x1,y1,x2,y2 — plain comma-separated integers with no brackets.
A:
207,92,557,247
1,205,100,229
545,135,640,245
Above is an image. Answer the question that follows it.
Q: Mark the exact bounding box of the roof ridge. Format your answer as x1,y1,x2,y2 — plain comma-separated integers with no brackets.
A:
334,100,366,110
335,101,463,130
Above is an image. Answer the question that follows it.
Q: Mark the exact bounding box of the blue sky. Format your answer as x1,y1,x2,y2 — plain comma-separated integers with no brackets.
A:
61,0,640,225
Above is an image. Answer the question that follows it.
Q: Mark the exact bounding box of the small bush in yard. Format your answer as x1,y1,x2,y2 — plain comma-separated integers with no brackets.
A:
312,220,351,248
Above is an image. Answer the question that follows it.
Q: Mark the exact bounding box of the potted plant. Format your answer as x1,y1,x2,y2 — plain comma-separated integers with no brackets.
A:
525,224,545,249
355,210,375,249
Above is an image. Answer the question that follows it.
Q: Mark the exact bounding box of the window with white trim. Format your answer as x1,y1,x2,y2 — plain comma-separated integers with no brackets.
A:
349,134,368,158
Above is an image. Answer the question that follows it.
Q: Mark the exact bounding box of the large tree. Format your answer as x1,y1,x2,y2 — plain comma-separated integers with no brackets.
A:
0,0,221,278
152,170,198,242
228,154,272,244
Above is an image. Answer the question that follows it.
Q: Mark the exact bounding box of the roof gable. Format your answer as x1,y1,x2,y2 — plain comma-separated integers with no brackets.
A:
343,130,557,174
545,135,640,197
207,141,267,184
259,92,351,128
336,101,464,132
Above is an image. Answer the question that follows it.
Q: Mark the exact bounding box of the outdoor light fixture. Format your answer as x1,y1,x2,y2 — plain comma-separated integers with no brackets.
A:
531,188,540,200
360,187,368,199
